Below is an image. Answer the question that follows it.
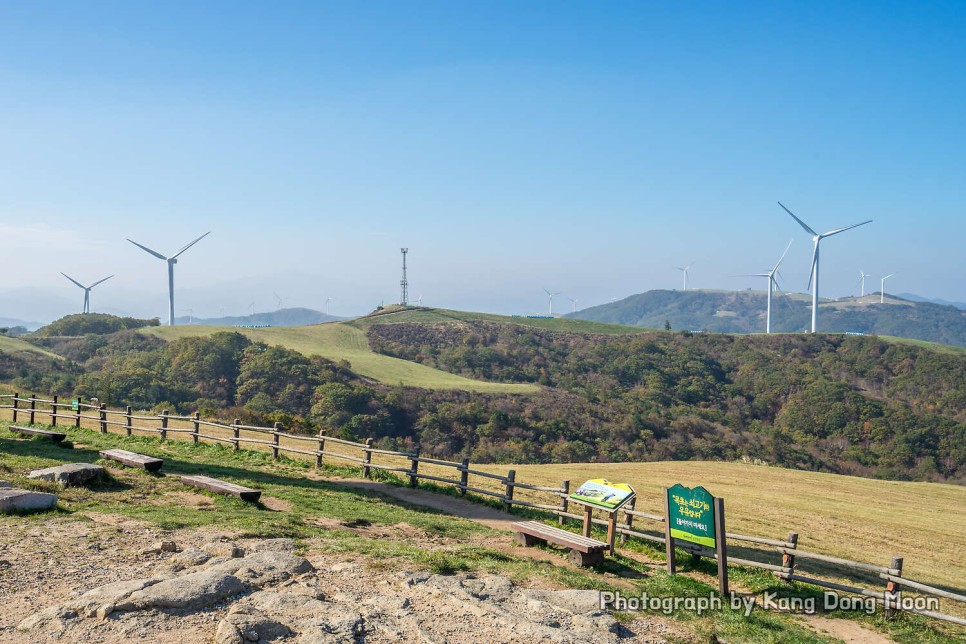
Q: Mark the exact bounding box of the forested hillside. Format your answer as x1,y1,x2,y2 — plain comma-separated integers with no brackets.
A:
571,289,966,346
5,314,965,483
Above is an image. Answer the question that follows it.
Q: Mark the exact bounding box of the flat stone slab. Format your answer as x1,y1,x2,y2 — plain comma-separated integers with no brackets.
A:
0,488,58,513
28,463,104,487
0,480,10,488
99,449,163,472
181,475,261,502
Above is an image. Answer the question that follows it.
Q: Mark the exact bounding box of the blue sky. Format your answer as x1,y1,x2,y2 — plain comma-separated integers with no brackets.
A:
2,1,965,321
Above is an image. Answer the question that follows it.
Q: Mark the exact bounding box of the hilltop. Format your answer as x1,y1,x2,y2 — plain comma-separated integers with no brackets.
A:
570,289,966,347
174,307,344,327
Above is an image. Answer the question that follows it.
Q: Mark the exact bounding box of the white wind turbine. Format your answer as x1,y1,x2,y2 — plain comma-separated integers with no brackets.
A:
880,273,895,304
127,232,211,326
543,288,562,316
324,297,334,315
274,292,289,310
743,240,793,334
858,270,871,297
676,263,694,290
60,273,114,314
416,295,423,306
568,297,578,313
778,203,871,333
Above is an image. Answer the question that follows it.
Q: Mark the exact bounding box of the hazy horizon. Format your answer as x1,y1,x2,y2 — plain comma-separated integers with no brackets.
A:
3,2,965,322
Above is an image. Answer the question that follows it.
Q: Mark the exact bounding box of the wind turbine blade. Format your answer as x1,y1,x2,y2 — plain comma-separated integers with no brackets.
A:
127,238,167,260
821,220,872,238
883,273,895,280
773,239,794,272
777,202,818,236
90,275,115,288
171,231,211,259
60,272,86,289
806,243,818,291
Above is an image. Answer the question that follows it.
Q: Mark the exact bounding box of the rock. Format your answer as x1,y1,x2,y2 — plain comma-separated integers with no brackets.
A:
0,488,57,513
0,480,11,488
251,538,296,553
214,591,364,643
140,540,180,556
28,463,104,487
171,548,212,567
203,540,246,558
525,589,604,615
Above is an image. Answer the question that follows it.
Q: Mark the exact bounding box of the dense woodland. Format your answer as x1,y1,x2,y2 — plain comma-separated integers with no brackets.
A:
4,315,965,483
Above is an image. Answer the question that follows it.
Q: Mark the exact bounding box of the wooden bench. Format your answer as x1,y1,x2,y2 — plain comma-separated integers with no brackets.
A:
512,520,608,566
8,425,66,443
99,449,164,472
181,475,261,502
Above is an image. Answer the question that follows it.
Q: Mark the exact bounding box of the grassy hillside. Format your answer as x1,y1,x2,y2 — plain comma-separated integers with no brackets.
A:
572,289,966,347
142,322,538,394
351,306,648,335
473,460,966,589
0,335,61,359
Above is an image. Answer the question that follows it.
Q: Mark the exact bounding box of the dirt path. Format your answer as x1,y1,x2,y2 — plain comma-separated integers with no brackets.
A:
803,615,894,643
333,479,521,531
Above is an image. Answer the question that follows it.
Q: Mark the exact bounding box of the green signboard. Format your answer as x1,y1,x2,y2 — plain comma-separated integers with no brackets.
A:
71,399,79,411
666,484,716,548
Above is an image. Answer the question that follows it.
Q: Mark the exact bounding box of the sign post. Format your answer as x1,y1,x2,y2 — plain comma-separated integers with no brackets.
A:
569,479,636,554
664,484,728,595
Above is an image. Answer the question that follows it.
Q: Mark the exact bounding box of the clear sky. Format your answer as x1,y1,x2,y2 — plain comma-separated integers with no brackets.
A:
2,1,965,322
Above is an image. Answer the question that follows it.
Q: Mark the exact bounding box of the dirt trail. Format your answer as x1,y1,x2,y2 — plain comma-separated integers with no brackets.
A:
333,479,522,531
803,615,894,643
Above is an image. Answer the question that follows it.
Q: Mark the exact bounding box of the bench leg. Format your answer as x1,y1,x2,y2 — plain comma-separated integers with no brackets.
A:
515,532,546,547
570,548,605,567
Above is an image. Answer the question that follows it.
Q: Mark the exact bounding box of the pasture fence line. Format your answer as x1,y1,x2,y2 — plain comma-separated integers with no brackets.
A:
0,392,964,627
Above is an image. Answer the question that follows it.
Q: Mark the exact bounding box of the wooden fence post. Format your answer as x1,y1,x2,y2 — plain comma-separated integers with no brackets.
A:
75,397,83,428
316,430,326,467
886,556,903,619
606,511,618,555
50,395,58,426
504,469,516,512
663,488,676,574
782,532,799,580
713,497,729,596
29,394,36,425
192,412,200,444
232,419,240,452
160,410,168,440
559,480,569,526
272,422,281,460
99,404,107,433
12,392,18,422
362,438,373,478
621,496,636,545
582,504,593,538
409,445,420,488
459,458,469,496
125,406,132,435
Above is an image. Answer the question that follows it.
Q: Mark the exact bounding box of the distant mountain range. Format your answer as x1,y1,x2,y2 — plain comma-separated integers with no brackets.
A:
173,307,345,327
0,317,44,332
568,289,966,347
897,293,966,310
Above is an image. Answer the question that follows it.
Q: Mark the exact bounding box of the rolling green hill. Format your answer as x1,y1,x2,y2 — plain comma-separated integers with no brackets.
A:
571,289,966,347
142,319,539,394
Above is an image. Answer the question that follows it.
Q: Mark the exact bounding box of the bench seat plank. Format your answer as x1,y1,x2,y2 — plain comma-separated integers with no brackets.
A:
512,521,607,552
181,475,261,502
99,449,164,472
8,425,66,442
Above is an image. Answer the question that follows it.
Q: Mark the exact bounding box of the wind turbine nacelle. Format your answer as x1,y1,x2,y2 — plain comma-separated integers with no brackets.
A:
169,258,178,265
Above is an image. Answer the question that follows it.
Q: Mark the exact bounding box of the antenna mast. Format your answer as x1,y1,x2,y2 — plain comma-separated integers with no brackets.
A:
400,248,409,306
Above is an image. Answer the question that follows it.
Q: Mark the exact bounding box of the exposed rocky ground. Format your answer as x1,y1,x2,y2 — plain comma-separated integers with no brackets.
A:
0,515,690,643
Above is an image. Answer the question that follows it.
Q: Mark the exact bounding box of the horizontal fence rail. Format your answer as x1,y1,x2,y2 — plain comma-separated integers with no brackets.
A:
0,392,964,627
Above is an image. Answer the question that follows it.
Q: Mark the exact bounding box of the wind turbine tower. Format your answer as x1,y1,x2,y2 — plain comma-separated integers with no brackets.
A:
543,288,562,315
568,297,578,313
859,270,870,297
676,263,694,291
400,248,409,306
60,273,114,314
127,232,210,326
744,240,793,334
880,274,895,304
778,203,871,333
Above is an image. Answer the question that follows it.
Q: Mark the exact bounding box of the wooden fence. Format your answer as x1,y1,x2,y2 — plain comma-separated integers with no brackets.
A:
0,392,963,627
